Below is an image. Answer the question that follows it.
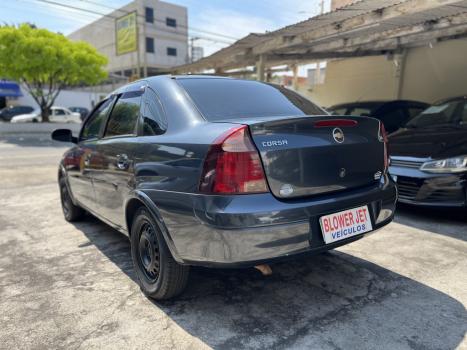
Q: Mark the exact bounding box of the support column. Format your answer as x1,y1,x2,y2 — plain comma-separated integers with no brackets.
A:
291,64,298,90
394,49,407,99
256,55,266,81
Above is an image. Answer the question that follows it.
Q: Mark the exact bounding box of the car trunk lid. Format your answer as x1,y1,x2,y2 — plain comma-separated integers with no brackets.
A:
239,115,385,199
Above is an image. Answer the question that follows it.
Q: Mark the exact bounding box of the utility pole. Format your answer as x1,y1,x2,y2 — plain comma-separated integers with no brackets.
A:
140,2,148,77
320,0,325,15
315,0,325,85
189,37,200,63
135,8,142,78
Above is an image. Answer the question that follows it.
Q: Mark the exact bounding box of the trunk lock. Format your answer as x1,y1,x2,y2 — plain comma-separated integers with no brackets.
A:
279,184,294,196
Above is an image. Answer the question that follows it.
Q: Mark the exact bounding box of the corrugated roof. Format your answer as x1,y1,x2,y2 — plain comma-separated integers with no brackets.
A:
174,0,467,73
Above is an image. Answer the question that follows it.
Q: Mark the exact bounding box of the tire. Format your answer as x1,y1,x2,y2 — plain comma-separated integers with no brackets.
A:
32,119,38,123
59,177,84,222
130,208,189,300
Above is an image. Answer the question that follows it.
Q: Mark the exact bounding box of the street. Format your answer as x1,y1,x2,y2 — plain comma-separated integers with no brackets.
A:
0,126,466,350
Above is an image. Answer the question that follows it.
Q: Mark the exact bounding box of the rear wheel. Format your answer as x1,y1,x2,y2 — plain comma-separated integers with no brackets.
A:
130,208,189,300
59,177,84,222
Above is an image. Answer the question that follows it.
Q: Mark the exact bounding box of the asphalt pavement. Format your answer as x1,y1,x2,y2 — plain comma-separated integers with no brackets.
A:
0,124,466,350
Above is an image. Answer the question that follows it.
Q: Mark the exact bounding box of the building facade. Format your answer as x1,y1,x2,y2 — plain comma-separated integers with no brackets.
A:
68,0,188,78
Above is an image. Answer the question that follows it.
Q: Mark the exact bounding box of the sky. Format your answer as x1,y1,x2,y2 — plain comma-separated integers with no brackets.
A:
0,0,330,72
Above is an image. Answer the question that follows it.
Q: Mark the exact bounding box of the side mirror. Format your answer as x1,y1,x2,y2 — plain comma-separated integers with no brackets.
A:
51,129,77,143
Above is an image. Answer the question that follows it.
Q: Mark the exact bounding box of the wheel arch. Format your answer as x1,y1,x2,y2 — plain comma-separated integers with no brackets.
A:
124,191,184,264
58,164,80,206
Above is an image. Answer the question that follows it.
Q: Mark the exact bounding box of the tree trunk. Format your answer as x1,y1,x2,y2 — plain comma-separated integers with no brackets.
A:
41,104,50,123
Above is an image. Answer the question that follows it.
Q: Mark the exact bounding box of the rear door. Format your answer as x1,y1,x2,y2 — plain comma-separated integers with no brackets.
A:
92,88,143,228
67,98,114,211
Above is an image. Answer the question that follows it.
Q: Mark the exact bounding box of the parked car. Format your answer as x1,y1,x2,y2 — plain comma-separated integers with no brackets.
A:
11,106,81,123
328,100,429,134
52,76,397,299
69,107,89,121
389,96,467,207
0,105,34,122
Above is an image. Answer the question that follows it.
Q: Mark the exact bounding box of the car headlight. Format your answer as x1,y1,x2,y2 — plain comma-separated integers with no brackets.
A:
420,155,467,173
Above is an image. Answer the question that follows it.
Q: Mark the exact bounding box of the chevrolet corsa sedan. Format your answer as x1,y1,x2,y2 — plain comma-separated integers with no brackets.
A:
52,76,397,299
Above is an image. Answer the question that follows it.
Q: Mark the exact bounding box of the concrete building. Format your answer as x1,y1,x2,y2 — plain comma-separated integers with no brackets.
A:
69,0,188,78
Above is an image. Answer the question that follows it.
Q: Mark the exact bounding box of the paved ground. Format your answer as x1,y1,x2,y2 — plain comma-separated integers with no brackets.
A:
0,125,466,350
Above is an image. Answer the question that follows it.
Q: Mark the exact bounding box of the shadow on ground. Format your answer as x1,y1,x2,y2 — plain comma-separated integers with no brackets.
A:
73,215,466,349
394,203,466,241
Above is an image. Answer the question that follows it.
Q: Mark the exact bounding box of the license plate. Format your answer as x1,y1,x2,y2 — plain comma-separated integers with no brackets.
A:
319,205,372,244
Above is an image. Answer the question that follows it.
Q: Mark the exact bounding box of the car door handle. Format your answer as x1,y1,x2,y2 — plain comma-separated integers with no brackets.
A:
116,154,130,170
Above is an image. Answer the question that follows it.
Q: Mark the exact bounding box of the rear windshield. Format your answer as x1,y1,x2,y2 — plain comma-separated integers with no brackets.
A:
177,78,326,120
405,100,467,128
329,102,383,116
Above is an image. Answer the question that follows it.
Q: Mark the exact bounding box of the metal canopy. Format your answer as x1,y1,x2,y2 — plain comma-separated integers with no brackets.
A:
173,0,467,73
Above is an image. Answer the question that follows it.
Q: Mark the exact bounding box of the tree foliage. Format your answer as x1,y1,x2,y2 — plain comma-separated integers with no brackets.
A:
0,24,108,121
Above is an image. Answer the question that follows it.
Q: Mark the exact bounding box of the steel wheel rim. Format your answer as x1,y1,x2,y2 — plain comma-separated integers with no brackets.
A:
60,183,70,216
137,222,160,283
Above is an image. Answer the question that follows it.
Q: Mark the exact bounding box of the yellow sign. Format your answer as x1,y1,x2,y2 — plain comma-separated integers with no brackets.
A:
116,12,137,55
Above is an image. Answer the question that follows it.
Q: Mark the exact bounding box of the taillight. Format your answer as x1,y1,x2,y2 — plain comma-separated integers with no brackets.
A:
199,125,268,194
378,122,389,172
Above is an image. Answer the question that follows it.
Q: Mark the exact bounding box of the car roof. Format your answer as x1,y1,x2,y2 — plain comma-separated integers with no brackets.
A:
434,95,467,105
328,100,428,110
107,74,268,98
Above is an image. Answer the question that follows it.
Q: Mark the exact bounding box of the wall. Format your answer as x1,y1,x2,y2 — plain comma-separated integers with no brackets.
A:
309,55,398,107
401,39,467,103
143,0,189,68
307,38,467,107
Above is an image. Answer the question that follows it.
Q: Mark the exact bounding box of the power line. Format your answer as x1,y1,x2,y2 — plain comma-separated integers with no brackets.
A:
79,0,239,41
16,0,235,46
28,0,237,44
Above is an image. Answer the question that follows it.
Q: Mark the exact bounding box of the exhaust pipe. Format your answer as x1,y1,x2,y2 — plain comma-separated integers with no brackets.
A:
254,264,272,276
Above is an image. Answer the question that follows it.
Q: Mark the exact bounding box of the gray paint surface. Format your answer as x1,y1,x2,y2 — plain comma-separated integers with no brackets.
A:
0,130,466,349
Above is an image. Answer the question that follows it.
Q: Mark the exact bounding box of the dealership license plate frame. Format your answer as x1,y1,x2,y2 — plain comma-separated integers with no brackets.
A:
319,205,373,244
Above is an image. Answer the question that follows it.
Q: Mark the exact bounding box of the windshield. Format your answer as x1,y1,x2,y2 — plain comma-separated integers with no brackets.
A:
329,102,383,116
177,78,326,120
405,100,466,128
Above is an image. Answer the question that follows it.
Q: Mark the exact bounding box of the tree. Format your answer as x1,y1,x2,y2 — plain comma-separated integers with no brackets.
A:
0,24,107,122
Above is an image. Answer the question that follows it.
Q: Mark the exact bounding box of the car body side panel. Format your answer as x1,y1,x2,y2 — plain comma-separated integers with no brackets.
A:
64,141,98,211
93,137,138,229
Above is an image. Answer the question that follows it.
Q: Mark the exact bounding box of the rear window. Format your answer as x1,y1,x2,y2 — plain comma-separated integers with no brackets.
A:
328,103,383,116
177,78,325,120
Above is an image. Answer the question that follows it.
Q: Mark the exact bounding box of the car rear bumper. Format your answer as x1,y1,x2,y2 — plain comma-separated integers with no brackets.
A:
389,164,467,207
143,175,397,267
